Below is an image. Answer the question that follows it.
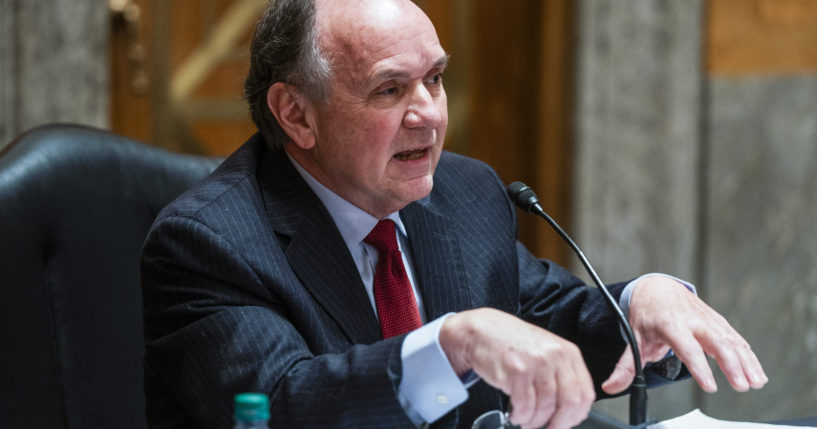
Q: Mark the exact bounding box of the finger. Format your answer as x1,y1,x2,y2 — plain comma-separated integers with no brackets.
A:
711,323,767,389
668,330,718,392
602,344,636,395
697,327,753,392
735,345,768,389
527,371,557,428
733,336,768,389
548,352,594,429
507,374,536,426
571,353,596,422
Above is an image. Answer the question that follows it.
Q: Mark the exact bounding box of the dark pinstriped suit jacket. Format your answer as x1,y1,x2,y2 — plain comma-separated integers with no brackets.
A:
141,133,630,428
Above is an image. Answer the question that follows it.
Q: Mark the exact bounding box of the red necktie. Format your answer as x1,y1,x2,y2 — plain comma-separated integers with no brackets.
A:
364,220,423,338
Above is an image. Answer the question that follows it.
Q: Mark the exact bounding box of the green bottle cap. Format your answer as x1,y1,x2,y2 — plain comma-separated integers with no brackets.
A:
234,393,270,421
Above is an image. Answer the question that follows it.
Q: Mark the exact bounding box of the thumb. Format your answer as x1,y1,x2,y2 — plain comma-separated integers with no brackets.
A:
602,344,636,395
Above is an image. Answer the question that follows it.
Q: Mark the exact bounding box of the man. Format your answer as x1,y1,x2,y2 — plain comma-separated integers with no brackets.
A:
141,0,767,428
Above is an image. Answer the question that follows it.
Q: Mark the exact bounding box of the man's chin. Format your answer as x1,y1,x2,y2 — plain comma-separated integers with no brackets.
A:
404,176,434,200
386,178,434,211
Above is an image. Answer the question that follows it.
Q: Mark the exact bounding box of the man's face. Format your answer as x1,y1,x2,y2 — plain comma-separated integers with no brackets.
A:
295,0,448,218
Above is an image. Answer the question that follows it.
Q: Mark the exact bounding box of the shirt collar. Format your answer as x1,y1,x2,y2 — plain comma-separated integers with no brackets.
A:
286,152,408,248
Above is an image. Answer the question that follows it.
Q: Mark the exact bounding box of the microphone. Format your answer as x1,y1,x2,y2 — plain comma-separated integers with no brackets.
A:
507,181,649,428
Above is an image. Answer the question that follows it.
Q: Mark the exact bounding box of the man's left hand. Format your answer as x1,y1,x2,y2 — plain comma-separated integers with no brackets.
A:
601,276,768,395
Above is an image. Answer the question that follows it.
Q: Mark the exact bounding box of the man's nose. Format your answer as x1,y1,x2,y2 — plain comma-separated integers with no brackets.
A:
403,83,443,129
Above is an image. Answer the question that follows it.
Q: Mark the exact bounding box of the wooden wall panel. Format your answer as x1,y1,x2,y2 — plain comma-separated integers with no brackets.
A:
112,0,258,155
536,0,575,264
110,0,153,144
708,0,817,75
463,1,574,264
416,0,575,264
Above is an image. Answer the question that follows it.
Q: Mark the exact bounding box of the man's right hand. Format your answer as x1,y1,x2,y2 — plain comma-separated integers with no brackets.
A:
440,308,595,429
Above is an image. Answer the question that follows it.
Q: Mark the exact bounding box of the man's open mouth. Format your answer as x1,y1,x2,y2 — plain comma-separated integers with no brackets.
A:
394,148,428,161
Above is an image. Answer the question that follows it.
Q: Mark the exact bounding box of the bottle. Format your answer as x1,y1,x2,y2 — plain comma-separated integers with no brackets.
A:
233,392,270,429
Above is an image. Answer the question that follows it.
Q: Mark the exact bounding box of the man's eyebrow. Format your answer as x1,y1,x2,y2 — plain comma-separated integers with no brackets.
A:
372,53,451,81
433,54,451,69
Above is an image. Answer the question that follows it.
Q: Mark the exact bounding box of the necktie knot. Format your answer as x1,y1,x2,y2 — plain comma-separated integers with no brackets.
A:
364,219,399,254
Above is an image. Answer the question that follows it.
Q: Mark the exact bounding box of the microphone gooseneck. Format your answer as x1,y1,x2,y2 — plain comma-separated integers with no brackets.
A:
507,181,649,427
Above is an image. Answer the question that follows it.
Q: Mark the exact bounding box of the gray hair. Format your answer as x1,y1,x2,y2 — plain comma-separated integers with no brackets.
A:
244,0,332,150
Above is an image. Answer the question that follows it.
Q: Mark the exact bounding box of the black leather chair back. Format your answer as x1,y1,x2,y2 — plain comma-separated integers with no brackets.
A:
0,124,222,428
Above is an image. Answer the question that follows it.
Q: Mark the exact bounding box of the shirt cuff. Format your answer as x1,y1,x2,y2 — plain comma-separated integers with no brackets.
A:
398,313,470,425
619,273,697,318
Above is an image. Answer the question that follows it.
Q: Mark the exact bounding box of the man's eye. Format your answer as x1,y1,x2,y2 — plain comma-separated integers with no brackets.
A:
377,86,399,96
427,73,443,85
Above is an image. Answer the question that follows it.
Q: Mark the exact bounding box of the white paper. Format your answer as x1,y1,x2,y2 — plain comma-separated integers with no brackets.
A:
650,409,815,429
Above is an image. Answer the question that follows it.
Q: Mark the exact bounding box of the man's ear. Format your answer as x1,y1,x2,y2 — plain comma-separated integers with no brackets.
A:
266,82,316,149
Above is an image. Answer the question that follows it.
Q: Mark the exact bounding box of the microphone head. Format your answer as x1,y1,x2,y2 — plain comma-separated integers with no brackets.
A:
506,181,540,213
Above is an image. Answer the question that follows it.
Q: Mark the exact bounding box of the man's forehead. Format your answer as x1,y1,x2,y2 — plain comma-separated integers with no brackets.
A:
315,0,443,83
317,0,408,23
315,0,435,47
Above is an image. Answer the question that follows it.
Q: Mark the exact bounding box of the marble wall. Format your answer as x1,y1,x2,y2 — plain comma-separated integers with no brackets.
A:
575,0,817,423
0,0,109,150
704,76,817,421
574,0,702,422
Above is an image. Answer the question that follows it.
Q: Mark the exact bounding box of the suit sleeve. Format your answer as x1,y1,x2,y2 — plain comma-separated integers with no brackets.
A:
141,215,415,429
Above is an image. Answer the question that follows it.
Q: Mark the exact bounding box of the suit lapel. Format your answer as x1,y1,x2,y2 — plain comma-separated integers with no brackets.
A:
285,209,382,344
402,200,473,321
256,147,381,345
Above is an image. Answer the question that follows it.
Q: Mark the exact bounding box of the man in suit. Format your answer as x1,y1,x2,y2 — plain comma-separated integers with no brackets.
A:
141,0,767,428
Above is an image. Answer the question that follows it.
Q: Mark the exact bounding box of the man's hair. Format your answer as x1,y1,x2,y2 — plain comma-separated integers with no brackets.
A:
244,0,331,150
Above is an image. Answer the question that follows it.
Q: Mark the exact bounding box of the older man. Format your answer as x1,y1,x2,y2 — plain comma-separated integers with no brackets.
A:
141,0,767,428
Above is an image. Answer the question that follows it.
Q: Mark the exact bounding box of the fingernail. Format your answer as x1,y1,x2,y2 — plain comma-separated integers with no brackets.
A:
749,370,768,386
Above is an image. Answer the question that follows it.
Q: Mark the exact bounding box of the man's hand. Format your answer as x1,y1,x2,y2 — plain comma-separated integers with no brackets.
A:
601,276,768,395
440,308,595,429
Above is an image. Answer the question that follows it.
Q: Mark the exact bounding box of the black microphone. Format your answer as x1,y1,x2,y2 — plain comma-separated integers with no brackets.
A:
507,181,649,428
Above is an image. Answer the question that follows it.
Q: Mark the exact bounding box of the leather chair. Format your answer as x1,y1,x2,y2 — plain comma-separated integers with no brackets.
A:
0,124,222,428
